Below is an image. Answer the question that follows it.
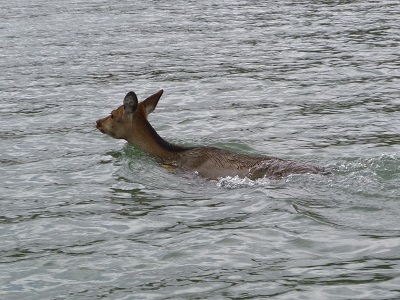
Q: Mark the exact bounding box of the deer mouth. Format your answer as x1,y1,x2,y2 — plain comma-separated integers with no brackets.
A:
97,127,106,134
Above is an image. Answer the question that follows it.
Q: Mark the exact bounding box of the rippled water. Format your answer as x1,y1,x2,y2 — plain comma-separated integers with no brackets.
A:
1,0,400,299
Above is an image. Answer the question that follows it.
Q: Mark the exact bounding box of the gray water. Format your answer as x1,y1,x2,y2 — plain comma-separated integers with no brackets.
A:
1,0,400,299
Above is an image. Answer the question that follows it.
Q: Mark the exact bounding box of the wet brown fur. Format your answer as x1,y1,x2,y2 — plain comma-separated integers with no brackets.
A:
96,90,323,180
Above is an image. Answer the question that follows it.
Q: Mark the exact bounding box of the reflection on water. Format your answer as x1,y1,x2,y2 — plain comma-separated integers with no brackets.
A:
1,0,400,299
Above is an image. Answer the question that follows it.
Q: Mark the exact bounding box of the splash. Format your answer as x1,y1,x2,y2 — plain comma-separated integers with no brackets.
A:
216,175,275,188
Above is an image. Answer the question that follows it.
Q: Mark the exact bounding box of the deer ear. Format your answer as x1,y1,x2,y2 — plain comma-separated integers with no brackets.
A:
123,91,138,114
142,90,163,117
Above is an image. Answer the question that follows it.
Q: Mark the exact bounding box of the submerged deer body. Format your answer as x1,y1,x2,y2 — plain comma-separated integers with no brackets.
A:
96,90,323,180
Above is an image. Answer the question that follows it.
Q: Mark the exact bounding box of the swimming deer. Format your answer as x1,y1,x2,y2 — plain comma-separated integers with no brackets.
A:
96,90,324,180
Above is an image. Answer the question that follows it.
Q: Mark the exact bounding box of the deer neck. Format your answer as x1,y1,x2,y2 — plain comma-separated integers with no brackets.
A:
127,116,188,162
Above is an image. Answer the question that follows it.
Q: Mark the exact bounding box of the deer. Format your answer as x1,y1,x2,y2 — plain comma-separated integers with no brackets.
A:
96,90,324,180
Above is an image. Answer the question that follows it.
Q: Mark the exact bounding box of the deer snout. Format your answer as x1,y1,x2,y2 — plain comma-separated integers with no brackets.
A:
96,119,105,133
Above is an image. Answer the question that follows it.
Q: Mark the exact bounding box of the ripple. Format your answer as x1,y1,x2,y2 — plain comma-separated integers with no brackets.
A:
1,0,400,299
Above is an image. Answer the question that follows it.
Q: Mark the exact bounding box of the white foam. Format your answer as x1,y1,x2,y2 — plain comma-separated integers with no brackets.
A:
216,175,273,188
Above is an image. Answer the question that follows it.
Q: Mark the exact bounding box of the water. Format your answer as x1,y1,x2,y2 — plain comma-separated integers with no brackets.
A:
1,0,400,299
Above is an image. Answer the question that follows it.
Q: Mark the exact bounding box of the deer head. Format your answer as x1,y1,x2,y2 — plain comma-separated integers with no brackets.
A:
96,90,163,141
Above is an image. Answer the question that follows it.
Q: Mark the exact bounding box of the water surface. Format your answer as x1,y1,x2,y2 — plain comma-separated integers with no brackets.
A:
1,0,400,299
